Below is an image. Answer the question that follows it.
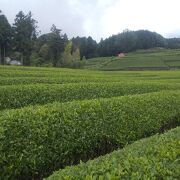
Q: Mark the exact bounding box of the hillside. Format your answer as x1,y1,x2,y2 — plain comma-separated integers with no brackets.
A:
84,49,180,70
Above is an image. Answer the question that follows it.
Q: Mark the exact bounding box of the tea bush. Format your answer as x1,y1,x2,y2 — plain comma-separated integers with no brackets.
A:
0,82,180,110
46,127,180,179
0,91,179,179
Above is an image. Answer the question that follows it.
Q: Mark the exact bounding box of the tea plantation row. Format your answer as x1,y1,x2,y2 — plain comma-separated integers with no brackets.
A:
0,66,180,179
47,126,180,179
1,82,180,110
0,66,180,86
0,91,180,179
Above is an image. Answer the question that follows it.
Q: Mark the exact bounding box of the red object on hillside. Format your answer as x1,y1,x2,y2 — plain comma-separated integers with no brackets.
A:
118,53,125,58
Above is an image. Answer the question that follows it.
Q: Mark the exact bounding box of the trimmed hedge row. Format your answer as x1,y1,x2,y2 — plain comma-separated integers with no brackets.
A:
0,69,105,78
0,91,180,179
1,76,180,86
1,82,180,110
1,65,180,78
0,76,122,86
47,126,180,180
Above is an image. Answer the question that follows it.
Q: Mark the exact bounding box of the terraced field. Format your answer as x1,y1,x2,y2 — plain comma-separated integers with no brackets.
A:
0,65,179,179
84,49,180,70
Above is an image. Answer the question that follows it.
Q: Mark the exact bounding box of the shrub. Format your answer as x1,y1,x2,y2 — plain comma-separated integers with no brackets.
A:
0,91,180,179
46,127,180,179
0,82,180,110
70,60,85,69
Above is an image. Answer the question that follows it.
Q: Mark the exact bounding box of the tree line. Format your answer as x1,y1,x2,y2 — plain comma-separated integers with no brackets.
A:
0,10,180,67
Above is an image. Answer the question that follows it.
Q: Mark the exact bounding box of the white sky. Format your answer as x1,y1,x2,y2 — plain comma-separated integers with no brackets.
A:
0,0,180,41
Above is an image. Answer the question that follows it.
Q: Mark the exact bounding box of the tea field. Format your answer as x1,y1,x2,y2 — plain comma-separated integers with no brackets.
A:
84,49,180,70
0,65,180,179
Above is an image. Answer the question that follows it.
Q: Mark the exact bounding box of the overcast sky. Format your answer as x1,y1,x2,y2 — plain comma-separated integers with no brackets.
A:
1,0,180,41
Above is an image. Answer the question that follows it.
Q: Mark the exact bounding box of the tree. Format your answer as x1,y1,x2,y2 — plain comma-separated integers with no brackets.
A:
135,30,166,49
97,30,167,57
118,30,137,52
13,11,38,65
167,38,180,49
72,48,80,61
61,41,73,66
49,24,66,66
72,36,97,59
39,44,50,62
0,10,12,64
86,36,97,58
36,25,67,66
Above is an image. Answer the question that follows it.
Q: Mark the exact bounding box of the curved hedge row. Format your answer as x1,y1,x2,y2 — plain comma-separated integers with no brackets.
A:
0,91,180,179
47,126,180,180
0,76,121,86
1,76,180,86
0,69,105,78
1,82,180,110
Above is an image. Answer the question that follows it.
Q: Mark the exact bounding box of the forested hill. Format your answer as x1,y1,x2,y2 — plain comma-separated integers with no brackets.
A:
97,30,166,57
0,10,180,67
72,30,180,59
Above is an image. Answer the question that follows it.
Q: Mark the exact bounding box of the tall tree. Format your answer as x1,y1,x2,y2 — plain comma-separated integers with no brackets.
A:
37,25,67,66
13,11,37,65
72,36,97,59
0,10,12,64
72,48,80,61
48,24,67,66
39,44,50,62
61,41,73,66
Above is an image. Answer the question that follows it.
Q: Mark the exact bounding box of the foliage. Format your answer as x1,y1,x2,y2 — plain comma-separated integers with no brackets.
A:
47,126,180,180
0,91,180,179
72,47,80,61
35,25,67,67
85,49,180,70
72,36,97,59
12,11,38,65
167,38,180,49
49,25,67,66
70,60,85,68
97,30,167,56
0,66,180,85
0,65,179,179
1,10,180,67
0,11,12,64
39,44,50,62
61,41,73,67
0,82,180,110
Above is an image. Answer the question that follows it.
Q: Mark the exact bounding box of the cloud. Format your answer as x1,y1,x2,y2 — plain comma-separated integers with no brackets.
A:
0,0,86,37
0,0,180,41
166,29,180,38
101,0,180,39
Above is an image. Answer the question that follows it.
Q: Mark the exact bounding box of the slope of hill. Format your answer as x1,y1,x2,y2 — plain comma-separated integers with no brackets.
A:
84,49,180,70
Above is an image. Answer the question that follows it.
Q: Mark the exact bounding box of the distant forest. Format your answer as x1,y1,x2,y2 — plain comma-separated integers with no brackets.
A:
0,10,180,67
